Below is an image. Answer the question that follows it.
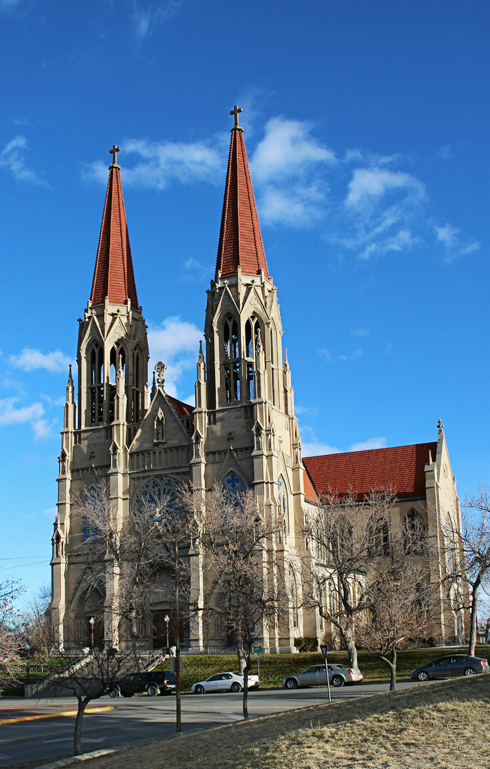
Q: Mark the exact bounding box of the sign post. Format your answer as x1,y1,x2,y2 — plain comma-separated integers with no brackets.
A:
320,644,331,703
253,646,263,682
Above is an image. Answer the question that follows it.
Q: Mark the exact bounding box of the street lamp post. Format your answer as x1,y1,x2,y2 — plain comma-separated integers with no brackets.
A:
164,614,170,649
89,616,95,652
175,528,181,733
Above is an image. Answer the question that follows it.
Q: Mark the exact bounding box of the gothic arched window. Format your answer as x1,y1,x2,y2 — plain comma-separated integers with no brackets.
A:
222,315,240,403
245,316,262,401
89,343,104,424
132,348,142,423
403,509,427,555
278,475,289,534
108,343,126,423
133,475,178,521
367,515,390,558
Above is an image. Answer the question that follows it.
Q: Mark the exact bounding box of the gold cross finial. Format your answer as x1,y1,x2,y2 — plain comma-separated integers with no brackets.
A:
109,144,121,167
230,105,243,130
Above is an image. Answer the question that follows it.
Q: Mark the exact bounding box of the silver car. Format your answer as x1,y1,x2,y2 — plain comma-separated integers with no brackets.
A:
192,671,260,693
283,663,363,689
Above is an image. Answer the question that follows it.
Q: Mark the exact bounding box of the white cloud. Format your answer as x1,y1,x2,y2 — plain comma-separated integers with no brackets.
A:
83,137,223,190
130,0,183,41
302,441,340,457
251,117,336,183
0,397,43,426
10,348,72,373
436,143,453,160
0,136,48,187
251,117,335,226
33,419,56,440
337,166,426,260
352,327,369,337
345,167,425,209
349,437,386,452
0,0,24,10
148,316,202,400
435,223,480,263
43,507,57,517
319,348,331,362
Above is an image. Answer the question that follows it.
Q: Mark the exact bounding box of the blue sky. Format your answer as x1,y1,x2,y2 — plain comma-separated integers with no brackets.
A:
1,0,489,599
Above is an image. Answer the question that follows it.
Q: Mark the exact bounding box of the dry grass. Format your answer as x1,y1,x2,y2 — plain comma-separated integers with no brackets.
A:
22,676,490,769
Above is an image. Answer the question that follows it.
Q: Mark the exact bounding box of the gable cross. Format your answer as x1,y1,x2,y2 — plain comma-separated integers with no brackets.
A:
155,361,167,387
109,144,121,167
230,105,243,129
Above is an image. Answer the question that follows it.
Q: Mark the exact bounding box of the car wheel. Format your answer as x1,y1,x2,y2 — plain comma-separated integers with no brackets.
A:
147,685,160,696
464,667,476,676
231,682,242,692
332,675,344,687
285,678,299,689
109,688,120,698
417,671,429,682
194,685,205,694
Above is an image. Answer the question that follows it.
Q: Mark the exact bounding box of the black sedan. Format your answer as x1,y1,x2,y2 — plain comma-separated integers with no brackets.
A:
109,670,176,697
411,654,489,681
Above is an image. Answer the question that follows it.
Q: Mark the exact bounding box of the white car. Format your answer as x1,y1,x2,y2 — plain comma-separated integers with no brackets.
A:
192,671,260,693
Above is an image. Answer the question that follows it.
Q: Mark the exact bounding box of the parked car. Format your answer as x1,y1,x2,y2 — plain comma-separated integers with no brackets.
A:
192,671,260,693
411,654,489,681
283,663,363,689
109,670,176,697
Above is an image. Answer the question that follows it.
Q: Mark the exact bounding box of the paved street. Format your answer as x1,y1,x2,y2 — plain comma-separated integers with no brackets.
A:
0,681,420,767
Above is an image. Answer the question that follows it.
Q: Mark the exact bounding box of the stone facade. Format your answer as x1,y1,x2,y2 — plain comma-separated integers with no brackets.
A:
50,117,463,653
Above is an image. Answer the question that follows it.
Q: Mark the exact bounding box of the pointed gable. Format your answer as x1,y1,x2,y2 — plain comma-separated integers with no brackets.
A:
215,127,269,280
303,442,437,501
90,164,138,308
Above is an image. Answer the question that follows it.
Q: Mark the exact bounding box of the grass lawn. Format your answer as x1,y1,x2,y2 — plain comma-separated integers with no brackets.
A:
37,668,490,769
155,645,490,692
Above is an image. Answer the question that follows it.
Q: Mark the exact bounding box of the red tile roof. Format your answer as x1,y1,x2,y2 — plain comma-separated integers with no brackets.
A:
303,468,318,501
303,442,437,502
215,128,269,280
90,165,138,308
169,395,194,417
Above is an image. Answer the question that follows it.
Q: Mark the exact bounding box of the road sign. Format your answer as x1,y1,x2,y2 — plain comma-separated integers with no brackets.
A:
253,646,263,655
320,644,328,660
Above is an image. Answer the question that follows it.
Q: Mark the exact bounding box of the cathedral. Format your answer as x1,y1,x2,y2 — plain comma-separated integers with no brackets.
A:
50,108,463,653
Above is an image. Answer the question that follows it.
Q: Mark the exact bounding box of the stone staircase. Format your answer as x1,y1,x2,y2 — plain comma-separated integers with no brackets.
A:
24,648,170,699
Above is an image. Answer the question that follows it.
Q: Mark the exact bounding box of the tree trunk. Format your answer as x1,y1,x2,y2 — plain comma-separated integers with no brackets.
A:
343,627,358,669
380,650,397,691
242,648,251,721
237,644,246,675
468,581,480,658
74,695,91,756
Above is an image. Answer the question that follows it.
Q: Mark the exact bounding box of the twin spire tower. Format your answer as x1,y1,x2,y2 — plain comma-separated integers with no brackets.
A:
51,108,308,653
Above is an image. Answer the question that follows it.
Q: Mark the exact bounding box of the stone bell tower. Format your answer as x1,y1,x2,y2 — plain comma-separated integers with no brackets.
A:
190,108,309,651
51,146,150,649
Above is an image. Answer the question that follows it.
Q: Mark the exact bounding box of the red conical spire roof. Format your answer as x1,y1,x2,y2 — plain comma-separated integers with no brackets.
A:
215,113,269,280
90,152,138,308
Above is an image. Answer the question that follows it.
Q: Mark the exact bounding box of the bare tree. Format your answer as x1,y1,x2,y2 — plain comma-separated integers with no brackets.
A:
0,579,24,693
50,479,191,753
182,484,286,720
73,479,191,655
357,562,432,690
443,483,490,656
300,489,396,669
21,585,55,665
43,645,135,755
